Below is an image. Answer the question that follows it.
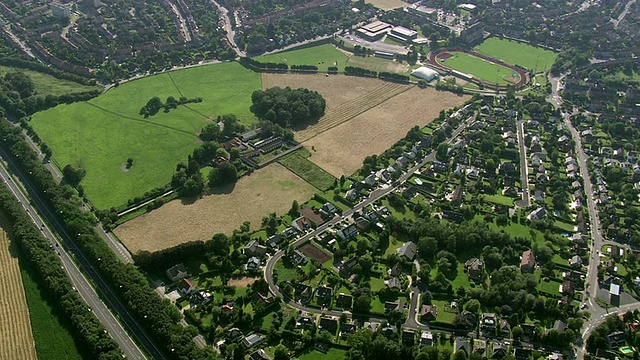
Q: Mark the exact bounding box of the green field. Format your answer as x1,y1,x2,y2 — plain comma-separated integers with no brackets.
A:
19,255,86,360
296,347,347,360
474,38,557,73
438,53,518,85
255,43,349,72
0,65,99,96
278,149,336,190
31,62,262,209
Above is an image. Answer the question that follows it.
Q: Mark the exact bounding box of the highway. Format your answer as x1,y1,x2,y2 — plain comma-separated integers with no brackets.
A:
549,75,640,359
0,158,146,359
264,115,474,328
0,145,167,359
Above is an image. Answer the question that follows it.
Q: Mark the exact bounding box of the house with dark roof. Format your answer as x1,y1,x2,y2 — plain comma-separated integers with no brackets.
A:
492,342,507,359
249,349,271,360
178,278,197,294
337,224,358,240
267,235,283,249
339,258,358,277
380,325,398,338
295,315,315,330
454,337,470,356
481,313,497,334
294,283,312,302
421,305,438,322
363,321,380,333
242,333,265,348
397,241,418,260
244,240,267,257
385,300,404,313
315,286,334,306
385,277,403,290
318,317,338,335
336,293,353,309
320,203,338,217
166,263,188,282
354,216,371,230
246,257,261,272
473,339,487,357
402,329,415,345
465,258,484,281
340,323,357,339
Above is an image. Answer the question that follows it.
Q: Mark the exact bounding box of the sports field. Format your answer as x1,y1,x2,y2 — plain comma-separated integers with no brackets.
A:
0,65,99,96
474,38,557,72
30,62,262,209
255,44,349,72
437,52,519,85
0,217,37,360
114,163,316,252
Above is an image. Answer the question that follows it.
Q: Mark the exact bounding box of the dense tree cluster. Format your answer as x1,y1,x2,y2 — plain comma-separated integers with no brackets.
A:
0,187,122,359
0,117,219,359
250,86,326,128
139,95,202,118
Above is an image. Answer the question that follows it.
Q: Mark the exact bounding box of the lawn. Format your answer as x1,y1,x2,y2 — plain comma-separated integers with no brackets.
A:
274,260,302,284
0,65,99,96
255,43,349,72
278,148,336,190
31,62,262,209
432,299,456,323
296,346,347,360
537,278,562,296
474,38,557,73
437,52,518,85
483,194,515,206
19,255,86,360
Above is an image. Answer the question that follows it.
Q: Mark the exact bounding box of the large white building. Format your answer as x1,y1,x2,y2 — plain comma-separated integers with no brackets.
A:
411,67,439,82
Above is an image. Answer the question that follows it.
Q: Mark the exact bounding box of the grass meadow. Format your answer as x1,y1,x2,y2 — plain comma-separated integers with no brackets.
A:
438,52,518,85
31,62,262,209
256,43,349,72
19,252,86,360
0,65,99,96
474,38,557,73
278,148,336,190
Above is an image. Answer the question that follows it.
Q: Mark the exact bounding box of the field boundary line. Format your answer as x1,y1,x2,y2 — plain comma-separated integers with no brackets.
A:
84,102,196,136
165,72,185,98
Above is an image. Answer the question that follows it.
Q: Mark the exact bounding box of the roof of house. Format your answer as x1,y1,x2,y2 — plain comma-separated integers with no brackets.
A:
300,208,325,226
166,263,187,279
397,241,417,260
242,333,265,348
521,250,535,268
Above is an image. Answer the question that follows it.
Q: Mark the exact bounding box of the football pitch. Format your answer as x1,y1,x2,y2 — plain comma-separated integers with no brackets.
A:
474,38,557,73
438,52,519,85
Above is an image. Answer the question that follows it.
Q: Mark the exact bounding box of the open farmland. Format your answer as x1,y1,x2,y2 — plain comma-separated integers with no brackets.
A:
0,218,37,360
303,87,470,177
436,52,520,85
0,65,99,96
474,38,557,72
30,62,261,209
278,148,336,190
364,0,406,10
114,163,316,252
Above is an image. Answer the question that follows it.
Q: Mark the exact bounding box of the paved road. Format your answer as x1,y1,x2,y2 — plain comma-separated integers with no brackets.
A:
0,158,146,359
0,145,167,359
265,116,474,327
515,119,530,207
549,74,640,359
210,0,244,57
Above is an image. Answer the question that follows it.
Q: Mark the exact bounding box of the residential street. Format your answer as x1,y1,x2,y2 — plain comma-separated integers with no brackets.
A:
549,75,640,359
265,115,475,328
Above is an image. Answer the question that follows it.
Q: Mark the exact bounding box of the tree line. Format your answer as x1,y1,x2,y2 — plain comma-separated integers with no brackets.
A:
139,95,202,118
0,186,122,359
0,117,219,359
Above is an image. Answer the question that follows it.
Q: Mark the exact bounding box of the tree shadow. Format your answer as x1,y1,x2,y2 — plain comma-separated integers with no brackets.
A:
209,181,237,195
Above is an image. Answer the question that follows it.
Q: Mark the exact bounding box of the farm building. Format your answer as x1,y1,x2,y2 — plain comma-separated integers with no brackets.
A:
411,66,439,81
356,21,392,41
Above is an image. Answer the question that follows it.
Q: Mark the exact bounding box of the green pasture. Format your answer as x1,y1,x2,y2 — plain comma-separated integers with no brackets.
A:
255,43,349,72
30,62,261,209
438,52,518,85
0,65,99,96
474,38,557,73
19,255,86,360
278,148,336,191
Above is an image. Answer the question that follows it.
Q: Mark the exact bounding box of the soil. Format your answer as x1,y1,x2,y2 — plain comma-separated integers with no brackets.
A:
227,277,260,287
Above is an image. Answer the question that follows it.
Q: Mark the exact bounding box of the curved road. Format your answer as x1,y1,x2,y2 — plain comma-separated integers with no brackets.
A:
265,116,475,327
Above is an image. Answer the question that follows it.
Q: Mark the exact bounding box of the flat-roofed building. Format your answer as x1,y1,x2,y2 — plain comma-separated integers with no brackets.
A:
356,21,392,41
388,26,418,42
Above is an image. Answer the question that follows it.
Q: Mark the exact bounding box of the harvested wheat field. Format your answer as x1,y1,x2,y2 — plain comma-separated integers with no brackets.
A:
262,73,391,110
0,217,37,360
115,163,316,253
303,87,470,177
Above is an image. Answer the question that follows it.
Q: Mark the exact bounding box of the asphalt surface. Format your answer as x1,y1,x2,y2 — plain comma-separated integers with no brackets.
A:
0,158,146,359
515,119,531,207
264,116,474,328
0,145,166,359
